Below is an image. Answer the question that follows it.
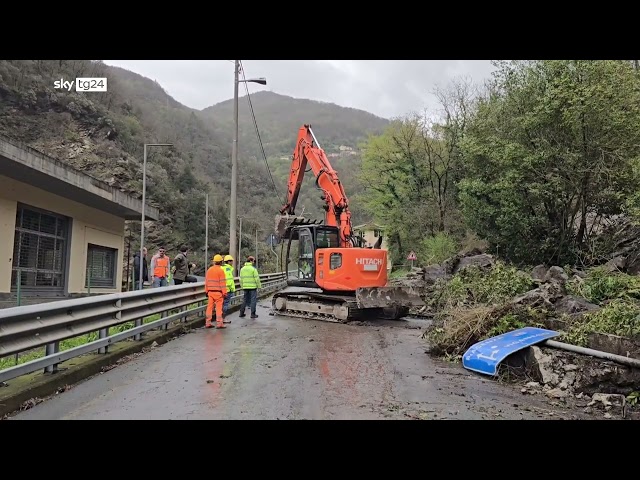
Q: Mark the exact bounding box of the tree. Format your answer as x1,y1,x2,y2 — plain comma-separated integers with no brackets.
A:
458,60,640,265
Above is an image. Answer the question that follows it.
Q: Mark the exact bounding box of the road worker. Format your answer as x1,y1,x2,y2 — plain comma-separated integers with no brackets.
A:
150,246,171,288
205,254,228,329
239,255,261,318
222,255,236,322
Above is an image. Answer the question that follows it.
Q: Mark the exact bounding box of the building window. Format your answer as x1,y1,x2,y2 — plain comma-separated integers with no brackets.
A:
86,244,118,288
11,204,69,293
374,229,381,237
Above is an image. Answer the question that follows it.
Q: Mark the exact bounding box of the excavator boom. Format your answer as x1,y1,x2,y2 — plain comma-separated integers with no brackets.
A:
276,124,361,248
272,124,424,323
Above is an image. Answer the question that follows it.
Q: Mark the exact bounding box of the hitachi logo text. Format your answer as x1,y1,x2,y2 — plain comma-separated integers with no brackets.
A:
355,258,383,266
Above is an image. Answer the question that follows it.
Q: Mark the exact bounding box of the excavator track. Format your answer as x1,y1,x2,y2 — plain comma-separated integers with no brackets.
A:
271,291,410,323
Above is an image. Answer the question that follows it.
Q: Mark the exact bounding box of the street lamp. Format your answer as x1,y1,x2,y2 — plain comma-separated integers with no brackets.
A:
139,143,173,291
229,60,267,276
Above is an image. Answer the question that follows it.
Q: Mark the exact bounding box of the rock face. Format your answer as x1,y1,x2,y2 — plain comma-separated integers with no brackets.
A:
595,216,640,275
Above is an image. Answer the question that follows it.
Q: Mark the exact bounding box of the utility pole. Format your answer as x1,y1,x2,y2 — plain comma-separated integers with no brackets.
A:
229,60,240,276
138,143,172,291
139,143,148,293
255,227,258,269
228,60,267,276
238,216,242,265
205,193,209,272
137,142,171,342
270,235,279,273
126,228,131,291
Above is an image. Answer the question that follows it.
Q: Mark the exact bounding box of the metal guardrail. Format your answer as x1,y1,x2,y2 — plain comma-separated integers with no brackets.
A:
0,272,288,383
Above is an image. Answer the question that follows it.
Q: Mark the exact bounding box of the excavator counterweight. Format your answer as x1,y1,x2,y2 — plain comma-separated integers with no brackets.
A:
271,124,424,323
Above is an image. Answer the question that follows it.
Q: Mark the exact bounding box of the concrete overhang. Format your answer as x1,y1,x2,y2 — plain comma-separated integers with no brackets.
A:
0,136,159,221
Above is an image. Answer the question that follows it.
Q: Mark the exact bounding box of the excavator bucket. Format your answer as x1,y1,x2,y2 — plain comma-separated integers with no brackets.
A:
275,214,323,239
355,286,425,309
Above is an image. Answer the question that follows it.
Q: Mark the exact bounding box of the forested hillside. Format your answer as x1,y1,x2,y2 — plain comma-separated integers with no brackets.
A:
0,60,387,276
203,90,388,225
203,91,389,158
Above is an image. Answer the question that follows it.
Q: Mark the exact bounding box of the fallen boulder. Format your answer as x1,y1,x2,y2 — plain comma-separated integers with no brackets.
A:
511,282,565,309
452,254,495,274
553,295,600,316
544,266,569,285
531,264,548,282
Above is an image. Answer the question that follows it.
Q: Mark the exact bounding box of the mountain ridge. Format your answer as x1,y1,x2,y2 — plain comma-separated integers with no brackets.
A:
203,90,390,120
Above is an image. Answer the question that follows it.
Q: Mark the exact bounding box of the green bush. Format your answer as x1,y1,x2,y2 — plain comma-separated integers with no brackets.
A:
566,267,640,305
430,261,534,310
417,232,458,266
563,299,640,346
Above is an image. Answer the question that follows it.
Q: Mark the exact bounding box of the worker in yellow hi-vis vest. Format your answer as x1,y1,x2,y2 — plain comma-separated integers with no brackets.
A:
239,256,261,319
221,255,236,323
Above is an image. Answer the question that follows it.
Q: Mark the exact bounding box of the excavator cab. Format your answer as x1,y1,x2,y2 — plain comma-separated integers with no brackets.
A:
285,224,339,289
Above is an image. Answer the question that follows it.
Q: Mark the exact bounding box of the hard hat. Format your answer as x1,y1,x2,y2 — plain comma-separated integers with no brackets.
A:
224,255,234,261
213,254,224,262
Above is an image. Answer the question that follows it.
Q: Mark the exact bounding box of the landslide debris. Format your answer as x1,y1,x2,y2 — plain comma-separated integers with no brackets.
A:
390,248,640,416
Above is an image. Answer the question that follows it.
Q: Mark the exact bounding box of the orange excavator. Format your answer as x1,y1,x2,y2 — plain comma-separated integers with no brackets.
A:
271,124,424,323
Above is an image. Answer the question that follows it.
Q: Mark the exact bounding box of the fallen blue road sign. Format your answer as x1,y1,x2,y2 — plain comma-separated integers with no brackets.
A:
462,327,561,376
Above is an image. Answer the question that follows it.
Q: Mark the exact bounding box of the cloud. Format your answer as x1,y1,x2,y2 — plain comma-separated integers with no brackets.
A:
102,60,496,119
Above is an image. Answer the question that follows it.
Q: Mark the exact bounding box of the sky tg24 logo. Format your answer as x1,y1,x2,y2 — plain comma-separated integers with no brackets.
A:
54,78,108,92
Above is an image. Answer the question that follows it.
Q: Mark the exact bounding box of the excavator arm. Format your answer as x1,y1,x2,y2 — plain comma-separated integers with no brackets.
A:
278,124,359,248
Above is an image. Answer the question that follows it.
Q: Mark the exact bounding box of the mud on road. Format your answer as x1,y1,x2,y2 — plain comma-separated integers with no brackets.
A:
8,300,604,420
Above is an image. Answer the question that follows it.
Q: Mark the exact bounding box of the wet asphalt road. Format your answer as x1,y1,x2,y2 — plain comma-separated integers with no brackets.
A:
10,294,585,420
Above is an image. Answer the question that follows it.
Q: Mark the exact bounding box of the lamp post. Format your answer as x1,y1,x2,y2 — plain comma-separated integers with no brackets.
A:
138,143,173,291
205,193,209,270
229,60,266,275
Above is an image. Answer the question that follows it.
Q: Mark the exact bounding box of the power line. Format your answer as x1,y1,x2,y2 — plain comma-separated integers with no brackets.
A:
238,60,282,201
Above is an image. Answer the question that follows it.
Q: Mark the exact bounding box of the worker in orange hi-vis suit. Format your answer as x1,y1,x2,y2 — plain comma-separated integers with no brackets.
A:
205,254,228,329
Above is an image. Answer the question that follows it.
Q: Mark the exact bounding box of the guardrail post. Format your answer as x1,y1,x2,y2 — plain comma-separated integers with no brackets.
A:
134,318,142,341
161,310,168,330
133,295,144,341
98,327,109,354
100,299,119,354
44,341,60,374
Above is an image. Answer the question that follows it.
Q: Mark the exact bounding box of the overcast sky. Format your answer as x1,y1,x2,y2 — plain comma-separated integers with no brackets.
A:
102,60,497,119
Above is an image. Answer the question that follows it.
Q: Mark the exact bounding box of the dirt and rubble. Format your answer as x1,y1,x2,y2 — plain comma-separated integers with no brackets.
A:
390,245,640,420
503,345,640,419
